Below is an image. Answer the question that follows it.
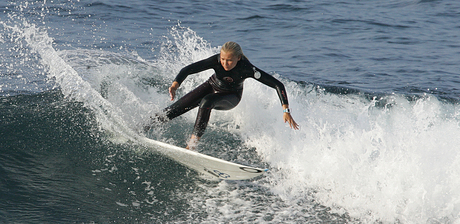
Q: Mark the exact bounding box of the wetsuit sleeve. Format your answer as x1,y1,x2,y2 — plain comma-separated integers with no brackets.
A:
173,54,219,85
252,66,289,105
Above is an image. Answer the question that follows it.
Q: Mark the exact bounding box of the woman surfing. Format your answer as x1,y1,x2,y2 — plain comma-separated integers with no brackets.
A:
145,41,299,149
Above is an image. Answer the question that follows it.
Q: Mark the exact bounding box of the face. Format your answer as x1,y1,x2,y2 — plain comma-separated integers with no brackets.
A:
220,50,241,71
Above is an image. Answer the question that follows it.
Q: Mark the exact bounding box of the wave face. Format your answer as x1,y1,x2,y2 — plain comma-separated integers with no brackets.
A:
1,0,460,223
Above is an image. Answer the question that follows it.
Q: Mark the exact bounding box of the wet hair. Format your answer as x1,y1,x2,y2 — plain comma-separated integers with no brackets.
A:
221,41,248,60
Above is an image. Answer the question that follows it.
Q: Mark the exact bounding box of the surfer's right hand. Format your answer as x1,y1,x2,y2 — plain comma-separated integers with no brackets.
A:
169,81,180,101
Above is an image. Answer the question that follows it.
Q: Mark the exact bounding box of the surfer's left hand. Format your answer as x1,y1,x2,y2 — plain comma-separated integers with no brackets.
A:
282,105,299,130
283,112,299,130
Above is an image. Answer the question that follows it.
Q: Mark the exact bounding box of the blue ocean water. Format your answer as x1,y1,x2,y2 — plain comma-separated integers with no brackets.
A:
1,0,460,223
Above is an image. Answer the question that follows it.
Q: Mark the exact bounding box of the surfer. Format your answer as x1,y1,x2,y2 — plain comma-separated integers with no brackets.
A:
146,41,299,149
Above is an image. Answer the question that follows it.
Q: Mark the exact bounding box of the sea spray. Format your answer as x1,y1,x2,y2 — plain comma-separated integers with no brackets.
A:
239,84,460,222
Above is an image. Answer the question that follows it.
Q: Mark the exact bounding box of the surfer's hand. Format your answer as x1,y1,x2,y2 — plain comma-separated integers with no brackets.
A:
282,105,299,130
284,112,299,130
169,81,180,101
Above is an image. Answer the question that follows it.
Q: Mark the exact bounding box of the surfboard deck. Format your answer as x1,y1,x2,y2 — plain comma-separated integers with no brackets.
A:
139,137,267,180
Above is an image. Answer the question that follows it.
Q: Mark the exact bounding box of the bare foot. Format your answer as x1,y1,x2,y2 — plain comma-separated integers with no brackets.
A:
186,135,200,150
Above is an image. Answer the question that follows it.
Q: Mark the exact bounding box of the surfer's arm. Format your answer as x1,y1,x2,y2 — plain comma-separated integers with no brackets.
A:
252,66,299,130
170,55,218,101
173,54,219,85
251,66,289,105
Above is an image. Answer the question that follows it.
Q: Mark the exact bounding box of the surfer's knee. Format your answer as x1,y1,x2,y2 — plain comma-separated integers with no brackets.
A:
200,93,240,111
199,95,215,109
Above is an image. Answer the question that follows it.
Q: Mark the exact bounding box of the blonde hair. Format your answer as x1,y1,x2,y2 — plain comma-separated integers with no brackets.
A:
221,41,247,60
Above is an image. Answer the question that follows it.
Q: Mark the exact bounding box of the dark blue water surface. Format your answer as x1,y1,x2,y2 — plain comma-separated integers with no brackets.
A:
1,0,460,223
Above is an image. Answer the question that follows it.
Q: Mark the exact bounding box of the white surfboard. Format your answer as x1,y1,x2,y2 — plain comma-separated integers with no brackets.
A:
139,137,267,180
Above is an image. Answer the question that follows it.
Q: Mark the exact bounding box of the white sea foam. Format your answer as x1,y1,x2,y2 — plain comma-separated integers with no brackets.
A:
237,82,460,222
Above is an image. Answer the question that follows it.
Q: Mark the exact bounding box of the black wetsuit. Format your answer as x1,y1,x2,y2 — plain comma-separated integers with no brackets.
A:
159,53,289,138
